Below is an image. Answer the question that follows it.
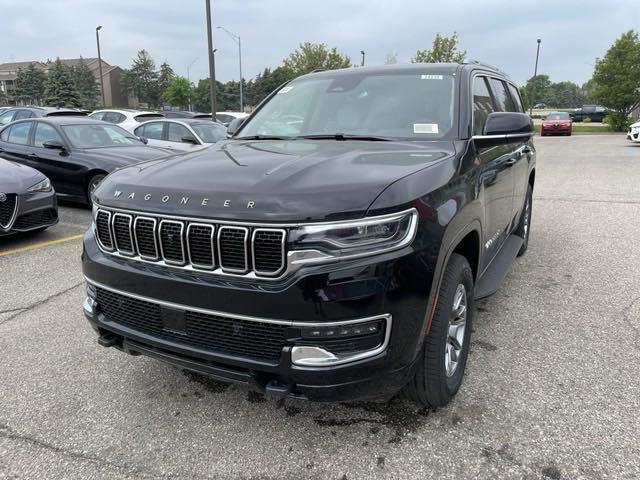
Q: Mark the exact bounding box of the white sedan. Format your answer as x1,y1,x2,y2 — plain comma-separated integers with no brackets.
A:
627,121,640,143
89,109,165,133
133,119,228,151
215,111,248,126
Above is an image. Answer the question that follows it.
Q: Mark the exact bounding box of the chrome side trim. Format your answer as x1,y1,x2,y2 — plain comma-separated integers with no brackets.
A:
0,194,19,232
158,219,186,265
186,223,216,270
111,213,134,256
217,226,249,274
251,228,287,276
133,216,159,261
472,132,534,140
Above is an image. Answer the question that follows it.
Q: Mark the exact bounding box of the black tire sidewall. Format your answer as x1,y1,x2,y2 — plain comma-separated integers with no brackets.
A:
516,185,533,256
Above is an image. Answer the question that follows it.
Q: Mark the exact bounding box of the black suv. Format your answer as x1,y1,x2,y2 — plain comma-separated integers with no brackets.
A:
82,62,535,407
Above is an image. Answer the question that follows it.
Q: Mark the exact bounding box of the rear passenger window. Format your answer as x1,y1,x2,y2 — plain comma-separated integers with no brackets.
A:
489,78,514,112
34,122,63,147
89,112,105,121
102,112,126,124
507,84,524,113
167,123,191,142
7,122,32,145
472,76,495,135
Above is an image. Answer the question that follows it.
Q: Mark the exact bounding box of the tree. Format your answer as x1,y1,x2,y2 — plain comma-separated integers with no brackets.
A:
122,50,160,107
43,59,80,107
191,78,227,112
162,76,191,108
158,61,175,94
524,74,552,108
592,30,640,131
413,32,466,63
246,66,295,107
282,42,351,76
384,52,398,65
72,57,100,109
14,63,46,105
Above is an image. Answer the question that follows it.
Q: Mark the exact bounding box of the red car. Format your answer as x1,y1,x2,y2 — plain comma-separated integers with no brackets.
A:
540,112,572,136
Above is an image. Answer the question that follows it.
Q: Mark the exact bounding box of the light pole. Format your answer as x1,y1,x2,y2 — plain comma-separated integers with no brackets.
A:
95,26,106,107
205,0,217,118
529,38,541,116
187,57,197,111
360,50,365,67
217,26,243,112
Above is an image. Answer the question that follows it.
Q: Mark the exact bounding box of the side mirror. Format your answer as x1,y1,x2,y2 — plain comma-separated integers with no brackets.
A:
181,135,199,145
482,112,533,137
227,117,245,136
42,140,66,151
137,136,148,144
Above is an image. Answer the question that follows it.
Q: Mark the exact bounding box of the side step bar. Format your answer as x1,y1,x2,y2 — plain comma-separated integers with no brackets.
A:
474,234,523,300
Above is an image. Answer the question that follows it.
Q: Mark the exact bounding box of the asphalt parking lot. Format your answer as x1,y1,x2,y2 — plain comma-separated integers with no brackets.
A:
1,135,639,480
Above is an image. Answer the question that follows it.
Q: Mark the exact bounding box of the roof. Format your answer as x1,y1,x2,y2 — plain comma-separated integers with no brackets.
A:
52,58,100,67
34,116,112,125
0,61,46,72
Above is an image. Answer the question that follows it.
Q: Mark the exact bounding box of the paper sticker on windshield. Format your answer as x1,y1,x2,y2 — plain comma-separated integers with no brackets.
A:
278,86,294,94
414,123,439,134
421,74,443,80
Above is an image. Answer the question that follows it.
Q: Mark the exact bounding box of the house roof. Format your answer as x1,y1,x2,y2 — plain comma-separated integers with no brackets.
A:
54,57,101,67
0,61,46,72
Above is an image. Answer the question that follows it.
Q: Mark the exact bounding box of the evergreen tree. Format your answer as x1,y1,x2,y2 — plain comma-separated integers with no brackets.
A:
73,57,100,109
14,63,46,105
158,61,175,96
43,59,80,107
122,50,160,107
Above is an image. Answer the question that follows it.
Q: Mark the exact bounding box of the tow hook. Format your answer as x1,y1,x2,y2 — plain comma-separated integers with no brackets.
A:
97,332,119,348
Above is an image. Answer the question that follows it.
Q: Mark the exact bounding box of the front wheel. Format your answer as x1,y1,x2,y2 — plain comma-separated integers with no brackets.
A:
403,253,474,408
87,174,106,205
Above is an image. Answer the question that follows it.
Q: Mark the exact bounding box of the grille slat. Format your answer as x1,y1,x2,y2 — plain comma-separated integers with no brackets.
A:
95,208,287,278
0,193,18,229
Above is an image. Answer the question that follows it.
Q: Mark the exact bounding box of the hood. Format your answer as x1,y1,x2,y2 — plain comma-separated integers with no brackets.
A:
81,145,172,166
95,139,456,222
0,158,44,192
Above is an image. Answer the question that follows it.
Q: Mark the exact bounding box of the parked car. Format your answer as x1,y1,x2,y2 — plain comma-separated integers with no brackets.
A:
0,106,87,126
0,157,58,236
215,111,248,126
540,111,572,136
0,117,171,204
134,119,227,151
571,105,607,123
0,106,11,115
83,62,535,407
161,111,212,119
88,109,165,133
628,120,640,142
532,103,546,109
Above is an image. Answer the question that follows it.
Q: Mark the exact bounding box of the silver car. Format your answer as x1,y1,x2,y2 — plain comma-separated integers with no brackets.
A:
134,119,227,152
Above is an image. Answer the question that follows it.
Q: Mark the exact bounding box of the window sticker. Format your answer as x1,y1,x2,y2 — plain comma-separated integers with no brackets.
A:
421,74,443,80
414,123,439,134
278,86,294,94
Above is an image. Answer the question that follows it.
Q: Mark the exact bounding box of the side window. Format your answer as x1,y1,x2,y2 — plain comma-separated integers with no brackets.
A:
507,84,524,113
0,126,10,141
167,123,191,142
472,76,495,135
489,78,514,112
0,111,15,126
102,112,125,124
14,110,33,120
7,122,32,145
34,122,64,147
89,112,105,121
141,122,164,140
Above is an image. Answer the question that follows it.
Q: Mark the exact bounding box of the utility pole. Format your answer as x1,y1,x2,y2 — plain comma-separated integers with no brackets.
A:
529,38,541,116
217,26,243,112
360,50,365,67
95,26,106,107
205,0,217,118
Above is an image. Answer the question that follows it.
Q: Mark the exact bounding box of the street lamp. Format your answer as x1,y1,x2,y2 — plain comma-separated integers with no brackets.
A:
529,38,542,116
95,25,106,107
360,50,365,67
217,26,243,112
187,57,198,112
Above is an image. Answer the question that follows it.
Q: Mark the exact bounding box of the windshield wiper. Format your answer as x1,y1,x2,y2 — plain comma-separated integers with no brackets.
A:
296,134,392,141
235,135,294,140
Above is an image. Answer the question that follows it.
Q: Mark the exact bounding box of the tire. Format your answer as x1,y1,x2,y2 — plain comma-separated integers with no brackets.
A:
515,184,533,256
403,253,474,408
87,174,106,205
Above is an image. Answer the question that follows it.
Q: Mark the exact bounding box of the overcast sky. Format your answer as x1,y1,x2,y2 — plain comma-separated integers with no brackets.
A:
2,0,639,86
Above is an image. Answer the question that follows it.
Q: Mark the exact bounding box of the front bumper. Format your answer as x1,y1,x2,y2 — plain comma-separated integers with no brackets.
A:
0,189,58,236
82,229,433,401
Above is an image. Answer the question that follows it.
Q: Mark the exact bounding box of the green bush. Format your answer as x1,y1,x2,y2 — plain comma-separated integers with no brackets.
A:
608,112,634,131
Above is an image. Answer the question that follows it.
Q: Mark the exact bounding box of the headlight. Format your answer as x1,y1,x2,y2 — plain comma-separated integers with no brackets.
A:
27,177,52,193
289,208,418,260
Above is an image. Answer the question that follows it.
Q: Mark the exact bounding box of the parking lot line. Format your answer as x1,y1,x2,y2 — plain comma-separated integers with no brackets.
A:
0,234,83,257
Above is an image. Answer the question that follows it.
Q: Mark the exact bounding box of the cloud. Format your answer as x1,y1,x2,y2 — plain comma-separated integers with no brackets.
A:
1,0,638,86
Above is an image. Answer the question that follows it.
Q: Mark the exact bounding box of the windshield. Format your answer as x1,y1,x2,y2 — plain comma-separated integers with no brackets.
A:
62,124,143,148
191,123,227,143
546,112,570,120
238,71,456,140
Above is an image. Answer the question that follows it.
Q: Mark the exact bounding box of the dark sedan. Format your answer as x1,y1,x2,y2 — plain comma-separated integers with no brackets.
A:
0,157,58,236
0,117,171,204
0,106,87,127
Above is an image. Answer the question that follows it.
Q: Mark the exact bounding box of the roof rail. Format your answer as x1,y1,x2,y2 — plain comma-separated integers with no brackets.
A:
310,68,327,73
460,58,505,75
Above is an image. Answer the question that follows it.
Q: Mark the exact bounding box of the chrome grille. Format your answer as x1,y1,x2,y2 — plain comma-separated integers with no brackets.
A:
0,193,18,230
95,208,287,278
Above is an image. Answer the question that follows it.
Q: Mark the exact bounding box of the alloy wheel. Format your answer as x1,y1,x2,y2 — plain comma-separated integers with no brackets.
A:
445,283,467,377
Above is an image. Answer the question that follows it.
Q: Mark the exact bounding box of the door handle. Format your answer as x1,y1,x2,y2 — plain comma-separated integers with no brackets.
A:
505,158,518,167
28,153,39,158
